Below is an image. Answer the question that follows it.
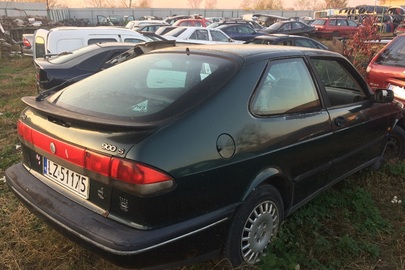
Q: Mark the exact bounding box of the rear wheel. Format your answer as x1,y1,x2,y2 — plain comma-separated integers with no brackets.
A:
224,185,284,267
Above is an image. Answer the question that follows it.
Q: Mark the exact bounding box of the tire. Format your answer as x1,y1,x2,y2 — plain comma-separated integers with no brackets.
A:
224,185,284,267
383,125,405,160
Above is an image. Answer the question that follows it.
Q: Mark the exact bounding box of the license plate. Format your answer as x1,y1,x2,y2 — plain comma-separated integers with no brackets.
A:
388,84,405,100
43,157,89,199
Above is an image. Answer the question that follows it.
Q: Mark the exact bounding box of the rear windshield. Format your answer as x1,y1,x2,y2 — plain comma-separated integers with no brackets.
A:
52,52,238,122
49,44,102,64
376,36,405,67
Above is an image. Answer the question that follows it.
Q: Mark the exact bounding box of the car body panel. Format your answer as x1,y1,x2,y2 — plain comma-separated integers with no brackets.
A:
366,34,405,104
261,21,315,36
245,34,328,50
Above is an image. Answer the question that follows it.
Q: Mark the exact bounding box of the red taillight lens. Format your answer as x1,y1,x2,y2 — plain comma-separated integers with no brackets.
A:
22,38,31,48
18,120,173,186
110,158,172,184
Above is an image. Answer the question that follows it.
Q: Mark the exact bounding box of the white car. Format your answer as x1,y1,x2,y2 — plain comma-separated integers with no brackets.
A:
125,20,168,30
163,26,244,44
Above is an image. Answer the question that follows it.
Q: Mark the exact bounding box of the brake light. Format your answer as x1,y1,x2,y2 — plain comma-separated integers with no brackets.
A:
17,120,173,186
111,158,172,184
22,38,31,48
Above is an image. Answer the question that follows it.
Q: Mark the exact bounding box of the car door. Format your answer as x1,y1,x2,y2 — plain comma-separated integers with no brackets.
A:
310,57,391,183
250,57,334,205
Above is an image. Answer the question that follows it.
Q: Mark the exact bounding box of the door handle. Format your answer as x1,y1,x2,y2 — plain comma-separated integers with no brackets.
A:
334,116,346,127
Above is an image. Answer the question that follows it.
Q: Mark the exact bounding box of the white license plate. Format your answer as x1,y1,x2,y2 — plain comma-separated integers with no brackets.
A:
43,157,89,199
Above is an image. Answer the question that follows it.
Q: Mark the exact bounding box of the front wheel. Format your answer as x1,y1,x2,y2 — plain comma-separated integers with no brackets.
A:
224,185,284,267
383,125,405,160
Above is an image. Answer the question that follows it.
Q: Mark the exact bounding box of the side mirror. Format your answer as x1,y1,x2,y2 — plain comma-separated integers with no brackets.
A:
374,89,394,103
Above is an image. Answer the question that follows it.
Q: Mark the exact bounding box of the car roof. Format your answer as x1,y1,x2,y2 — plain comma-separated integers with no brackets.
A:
149,43,340,63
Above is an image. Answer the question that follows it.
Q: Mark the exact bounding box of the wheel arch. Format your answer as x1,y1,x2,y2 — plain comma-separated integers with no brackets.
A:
241,166,293,216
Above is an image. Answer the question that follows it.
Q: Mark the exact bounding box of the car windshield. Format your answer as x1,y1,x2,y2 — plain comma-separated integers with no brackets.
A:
376,36,405,67
51,52,238,122
163,28,187,37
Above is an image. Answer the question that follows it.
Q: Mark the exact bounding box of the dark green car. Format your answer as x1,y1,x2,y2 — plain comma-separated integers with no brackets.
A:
6,44,405,269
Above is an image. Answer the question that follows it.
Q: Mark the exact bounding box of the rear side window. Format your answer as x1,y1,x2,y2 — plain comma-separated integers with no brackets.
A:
376,36,405,68
251,58,321,115
53,53,238,122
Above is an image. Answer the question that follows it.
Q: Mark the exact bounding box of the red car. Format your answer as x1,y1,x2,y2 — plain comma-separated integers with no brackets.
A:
312,17,360,38
366,34,405,104
172,18,211,27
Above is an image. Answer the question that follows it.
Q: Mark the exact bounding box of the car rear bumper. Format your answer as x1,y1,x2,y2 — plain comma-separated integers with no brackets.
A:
5,162,233,268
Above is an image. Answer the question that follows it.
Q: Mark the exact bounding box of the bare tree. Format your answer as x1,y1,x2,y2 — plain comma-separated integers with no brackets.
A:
188,0,203,9
205,0,217,9
294,0,311,10
324,0,347,9
241,0,283,10
137,0,152,8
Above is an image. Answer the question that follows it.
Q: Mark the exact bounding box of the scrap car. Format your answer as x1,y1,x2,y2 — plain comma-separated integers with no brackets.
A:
5,44,405,269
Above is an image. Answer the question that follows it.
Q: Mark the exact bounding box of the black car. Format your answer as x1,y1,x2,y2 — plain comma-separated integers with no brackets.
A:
35,42,136,93
261,21,316,36
6,45,405,269
245,34,328,50
215,23,264,41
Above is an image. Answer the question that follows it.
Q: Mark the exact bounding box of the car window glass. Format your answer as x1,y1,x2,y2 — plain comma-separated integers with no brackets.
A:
329,19,337,26
54,53,237,121
348,20,358,26
311,58,367,107
211,30,229,41
295,39,313,48
293,22,304,29
376,37,405,67
252,58,321,115
88,38,117,45
78,51,110,71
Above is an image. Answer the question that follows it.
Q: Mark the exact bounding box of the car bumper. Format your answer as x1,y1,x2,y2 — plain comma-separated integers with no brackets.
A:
5,162,233,268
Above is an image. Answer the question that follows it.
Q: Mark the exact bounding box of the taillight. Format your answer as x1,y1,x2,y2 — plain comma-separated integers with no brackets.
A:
22,38,31,48
17,120,174,190
110,158,172,184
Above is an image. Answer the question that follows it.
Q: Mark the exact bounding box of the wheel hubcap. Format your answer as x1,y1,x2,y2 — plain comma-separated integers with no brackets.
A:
241,200,279,264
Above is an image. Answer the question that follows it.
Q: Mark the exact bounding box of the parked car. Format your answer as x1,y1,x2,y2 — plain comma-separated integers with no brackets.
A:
163,26,243,44
163,15,192,25
208,18,265,31
34,42,137,93
215,23,263,41
125,20,168,30
154,25,178,35
245,34,328,50
132,23,169,33
33,27,152,59
261,21,315,37
311,17,360,38
256,14,289,27
172,18,211,27
366,34,405,104
6,44,405,270
394,22,405,36
21,33,34,56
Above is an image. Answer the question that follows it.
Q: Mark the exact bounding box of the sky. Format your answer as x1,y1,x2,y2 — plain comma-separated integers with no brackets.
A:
70,0,380,9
